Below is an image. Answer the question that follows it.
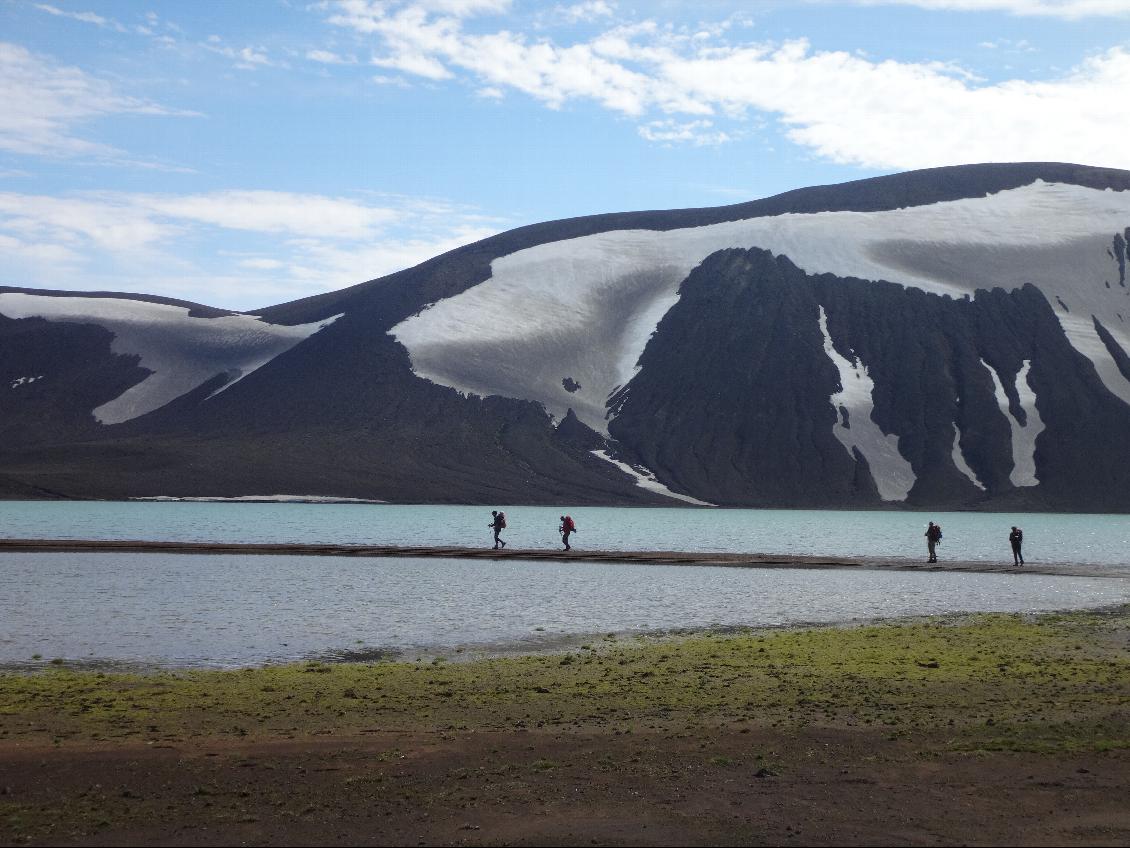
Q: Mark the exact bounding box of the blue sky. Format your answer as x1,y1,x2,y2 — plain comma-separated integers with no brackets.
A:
1,0,1129,310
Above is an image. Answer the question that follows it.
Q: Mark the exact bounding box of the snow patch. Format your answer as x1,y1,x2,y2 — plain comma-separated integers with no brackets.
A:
9,375,44,389
1056,312,1130,407
951,425,986,491
590,449,714,506
390,181,1130,432
0,293,341,424
132,495,385,503
818,306,916,502
981,358,1045,487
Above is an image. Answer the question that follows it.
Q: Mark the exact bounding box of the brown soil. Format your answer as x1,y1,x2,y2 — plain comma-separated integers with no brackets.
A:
3,727,1129,846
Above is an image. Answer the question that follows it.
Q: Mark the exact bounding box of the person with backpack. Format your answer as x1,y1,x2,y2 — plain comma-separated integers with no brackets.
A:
1009,526,1024,566
489,510,507,550
559,514,577,551
925,521,942,563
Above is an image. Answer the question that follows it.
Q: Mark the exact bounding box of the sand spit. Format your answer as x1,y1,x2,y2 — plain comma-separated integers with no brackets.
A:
0,537,1126,579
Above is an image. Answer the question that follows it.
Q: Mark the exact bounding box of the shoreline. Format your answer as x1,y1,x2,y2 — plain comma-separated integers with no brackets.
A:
2,537,1126,579
2,606,1128,846
4,602,1129,675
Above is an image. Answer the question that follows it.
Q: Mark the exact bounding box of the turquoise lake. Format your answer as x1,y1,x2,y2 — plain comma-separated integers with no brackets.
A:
2,500,1130,565
1,502,1128,669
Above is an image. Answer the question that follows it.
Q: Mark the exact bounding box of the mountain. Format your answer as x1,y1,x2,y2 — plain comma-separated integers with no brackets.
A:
3,162,1130,510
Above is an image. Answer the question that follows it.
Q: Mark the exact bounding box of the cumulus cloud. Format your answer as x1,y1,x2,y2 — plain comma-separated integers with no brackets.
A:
0,42,194,163
320,2,1130,169
0,189,503,310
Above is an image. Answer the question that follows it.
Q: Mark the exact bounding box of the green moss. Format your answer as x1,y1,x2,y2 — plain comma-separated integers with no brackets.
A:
2,608,1127,753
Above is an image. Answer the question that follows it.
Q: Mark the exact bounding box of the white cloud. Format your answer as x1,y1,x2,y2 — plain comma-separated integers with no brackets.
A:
663,40,1130,169
638,119,733,146
238,257,287,270
0,189,504,310
306,48,357,64
326,0,511,32
139,191,400,239
843,0,1130,17
556,1,616,23
0,42,194,163
371,73,412,86
33,4,127,31
321,2,1130,169
201,40,282,70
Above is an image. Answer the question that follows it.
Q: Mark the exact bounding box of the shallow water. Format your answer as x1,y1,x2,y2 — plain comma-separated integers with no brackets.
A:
2,501,1130,566
2,552,1128,669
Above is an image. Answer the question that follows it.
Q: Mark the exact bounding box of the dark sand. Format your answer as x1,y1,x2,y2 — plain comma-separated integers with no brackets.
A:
1,537,1125,580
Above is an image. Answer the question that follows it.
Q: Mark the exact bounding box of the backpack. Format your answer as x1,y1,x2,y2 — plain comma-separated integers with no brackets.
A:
498,512,507,529
563,515,575,532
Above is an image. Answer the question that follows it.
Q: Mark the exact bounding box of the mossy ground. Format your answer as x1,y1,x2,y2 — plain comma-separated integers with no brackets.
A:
3,608,1128,752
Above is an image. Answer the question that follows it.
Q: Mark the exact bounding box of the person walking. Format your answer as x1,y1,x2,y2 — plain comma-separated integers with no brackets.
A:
559,514,577,551
1009,526,1024,566
489,510,507,550
924,521,942,563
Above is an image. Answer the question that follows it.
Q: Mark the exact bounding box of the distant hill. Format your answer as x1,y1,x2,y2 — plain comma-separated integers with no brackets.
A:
3,162,1130,510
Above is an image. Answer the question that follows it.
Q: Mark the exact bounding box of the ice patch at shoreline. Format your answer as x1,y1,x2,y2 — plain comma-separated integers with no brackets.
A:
590,450,714,506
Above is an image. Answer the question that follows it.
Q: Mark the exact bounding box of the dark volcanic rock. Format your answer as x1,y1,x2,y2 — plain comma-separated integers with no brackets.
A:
608,249,1130,510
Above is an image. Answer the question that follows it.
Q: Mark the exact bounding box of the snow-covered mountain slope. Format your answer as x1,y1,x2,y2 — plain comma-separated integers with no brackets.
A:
0,292,339,424
391,181,1130,435
4,163,1130,509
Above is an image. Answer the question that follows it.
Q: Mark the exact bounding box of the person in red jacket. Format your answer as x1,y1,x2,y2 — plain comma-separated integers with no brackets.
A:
559,515,577,551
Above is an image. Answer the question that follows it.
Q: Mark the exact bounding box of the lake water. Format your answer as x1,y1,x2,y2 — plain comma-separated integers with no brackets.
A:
2,552,1128,669
2,502,1128,669
3,500,1130,565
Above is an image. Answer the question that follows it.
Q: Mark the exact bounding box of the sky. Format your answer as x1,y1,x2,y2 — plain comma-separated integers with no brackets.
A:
1,0,1129,311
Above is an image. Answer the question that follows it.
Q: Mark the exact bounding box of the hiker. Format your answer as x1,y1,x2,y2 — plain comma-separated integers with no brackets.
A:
559,514,577,551
1009,526,1024,566
924,521,942,563
489,510,507,550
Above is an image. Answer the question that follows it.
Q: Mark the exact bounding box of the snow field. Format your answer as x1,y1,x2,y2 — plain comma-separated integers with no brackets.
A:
0,293,341,424
391,181,1130,444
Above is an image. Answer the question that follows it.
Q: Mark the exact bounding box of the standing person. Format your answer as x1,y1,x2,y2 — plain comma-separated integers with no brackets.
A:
489,510,507,550
559,514,577,551
924,521,942,563
1009,526,1024,566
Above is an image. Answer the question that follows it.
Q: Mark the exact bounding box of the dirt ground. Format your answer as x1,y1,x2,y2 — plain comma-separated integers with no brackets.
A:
3,727,1130,846
2,608,1129,846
